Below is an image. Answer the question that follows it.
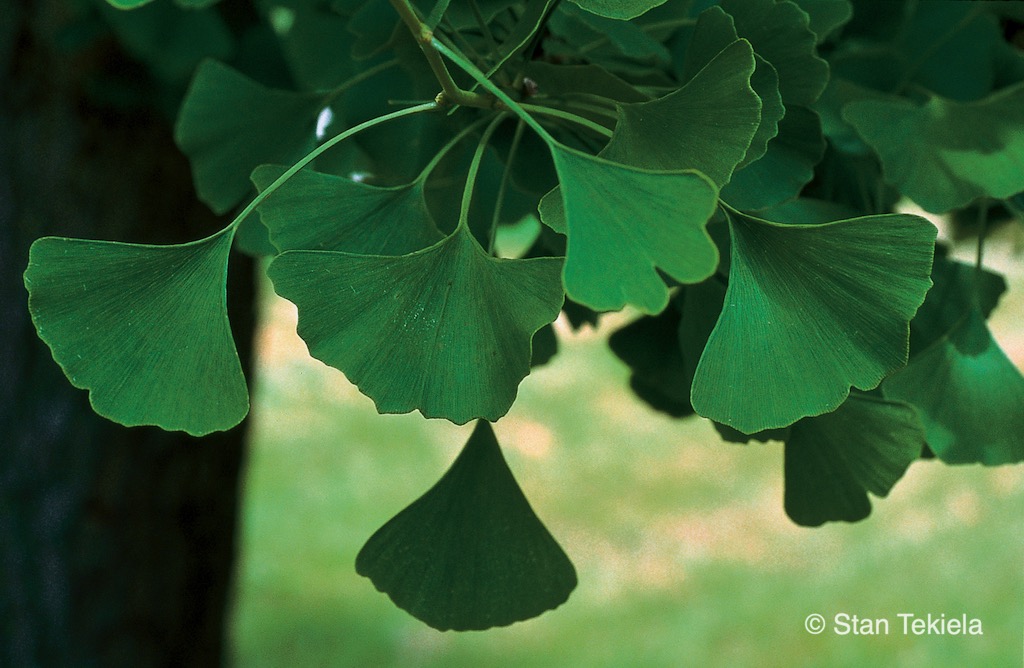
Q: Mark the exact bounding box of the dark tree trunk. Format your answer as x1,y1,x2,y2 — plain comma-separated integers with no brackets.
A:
0,1,255,665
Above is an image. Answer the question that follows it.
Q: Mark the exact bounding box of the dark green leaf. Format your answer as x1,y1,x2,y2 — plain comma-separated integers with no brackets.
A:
175,60,323,214
23,230,248,436
356,421,577,631
602,39,761,186
609,297,693,417
842,82,1024,213
789,0,852,43
784,393,925,526
548,145,720,313
719,0,829,105
251,165,443,254
267,227,564,424
521,62,649,103
691,212,936,432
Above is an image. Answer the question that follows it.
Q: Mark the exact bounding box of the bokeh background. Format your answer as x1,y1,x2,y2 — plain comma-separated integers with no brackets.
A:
229,219,1024,667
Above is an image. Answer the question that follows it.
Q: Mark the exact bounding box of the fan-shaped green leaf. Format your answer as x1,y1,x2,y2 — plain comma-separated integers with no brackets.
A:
842,82,1024,213
879,252,1020,465
251,165,442,254
267,227,564,424
23,229,248,436
602,39,761,186
784,393,925,526
719,0,829,105
548,146,720,314
691,212,936,432
174,60,323,214
103,0,154,9
568,0,667,21
356,421,577,631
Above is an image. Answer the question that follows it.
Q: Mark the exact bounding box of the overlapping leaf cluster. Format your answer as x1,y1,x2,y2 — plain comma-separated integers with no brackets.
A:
22,0,1024,631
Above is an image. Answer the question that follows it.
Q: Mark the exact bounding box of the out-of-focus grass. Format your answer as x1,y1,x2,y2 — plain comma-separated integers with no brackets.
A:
230,233,1024,668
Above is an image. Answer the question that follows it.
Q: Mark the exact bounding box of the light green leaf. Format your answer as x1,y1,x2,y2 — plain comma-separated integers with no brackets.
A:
267,227,564,424
691,212,936,432
549,145,720,314
568,0,667,21
842,82,1024,213
720,105,825,211
602,39,761,186
883,256,1023,465
356,421,577,631
174,60,323,214
784,393,925,526
23,229,248,436
251,165,442,254
719,0,829,106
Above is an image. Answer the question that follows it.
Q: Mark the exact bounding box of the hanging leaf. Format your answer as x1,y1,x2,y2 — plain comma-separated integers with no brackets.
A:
23,229,248,436
608,296,693,417
883,255,1024,465
251,165,443,254
601,38,762,186
719,0,829,106
567,0,668,23
784,393,925,526
356,421,577,631
548,145,720,314
691,212,936,432
842,81,1024,213
267,226,564,424
174,59,323,214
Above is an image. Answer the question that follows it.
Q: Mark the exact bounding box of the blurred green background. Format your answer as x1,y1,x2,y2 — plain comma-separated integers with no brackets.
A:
229,229,1024,667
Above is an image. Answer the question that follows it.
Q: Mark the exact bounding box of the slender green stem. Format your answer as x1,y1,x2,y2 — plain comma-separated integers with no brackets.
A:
488,119,526,253
433,37,554,141
230,102,437,231
441,15,490,71
416,114,496,182
469,0,498,53
556,99,620,121
388,0,495,108
458,114,508,231
519,103,614,138
425,0,452,28
321,58,400,106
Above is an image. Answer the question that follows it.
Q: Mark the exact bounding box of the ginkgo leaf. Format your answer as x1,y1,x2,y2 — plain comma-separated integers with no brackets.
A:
691,212,936,432
842,82,1024,213
680,7,783,169
568,0,667,22
601,39,761,186
267,226,564,424
884,256,1024,466
719,0,829,106
251,165,442,254
23,229,248,436
549,145,720,314
608,296,693,417
174,59,324,214
784,393,925,526
356,421,577,631
104,0,154,8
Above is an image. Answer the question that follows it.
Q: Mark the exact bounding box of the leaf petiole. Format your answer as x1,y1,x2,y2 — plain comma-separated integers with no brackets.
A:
458,114,509,232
